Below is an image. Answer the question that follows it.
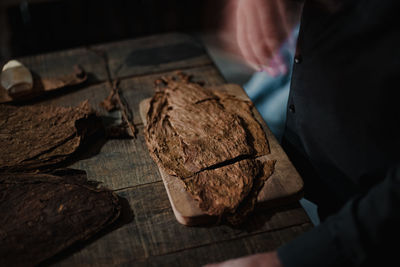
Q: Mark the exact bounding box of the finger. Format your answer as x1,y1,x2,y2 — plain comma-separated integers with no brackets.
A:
259,0,289,57
236,1,261,69
269,0,292,47
256,0,291,75
246,0,275,66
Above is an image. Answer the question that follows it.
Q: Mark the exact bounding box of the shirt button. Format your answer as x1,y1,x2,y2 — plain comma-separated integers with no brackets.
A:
294,55,302,64
289,104,296,113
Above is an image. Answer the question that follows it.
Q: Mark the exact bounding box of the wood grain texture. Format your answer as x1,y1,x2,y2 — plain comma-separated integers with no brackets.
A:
123,183,309,257
54,184,311,266
139,84,303,225
128,224,312,267
92,33,213,80
33,82,112,111
70,127,162,190
6,33,212,88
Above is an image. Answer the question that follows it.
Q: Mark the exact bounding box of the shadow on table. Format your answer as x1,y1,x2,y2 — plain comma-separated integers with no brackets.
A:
238,203,305,232
188,202,307,234
54,113,135,171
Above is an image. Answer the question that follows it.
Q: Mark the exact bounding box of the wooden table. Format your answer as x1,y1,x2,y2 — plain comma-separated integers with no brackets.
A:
16,33,312,266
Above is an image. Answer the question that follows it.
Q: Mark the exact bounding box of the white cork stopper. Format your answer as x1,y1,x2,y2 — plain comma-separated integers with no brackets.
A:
1,60,33,95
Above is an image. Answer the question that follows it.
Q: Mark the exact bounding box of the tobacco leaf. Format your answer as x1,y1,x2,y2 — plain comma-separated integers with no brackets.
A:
100,80,137,138
214,91,270,157
0,101,102,172
145,76,266,178
185,158,275,224
38,65,87,92
0,169,121,267
225,159,275,225
144,73,274,223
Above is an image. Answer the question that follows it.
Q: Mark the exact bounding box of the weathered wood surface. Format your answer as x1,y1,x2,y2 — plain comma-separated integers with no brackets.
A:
94,33,213,80
52,183,311,267
18,47,108,85
139,83,303,225
8,33,312,266
131,224,311,267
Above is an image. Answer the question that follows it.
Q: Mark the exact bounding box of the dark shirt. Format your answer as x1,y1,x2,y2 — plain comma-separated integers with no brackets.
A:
278,0,400,266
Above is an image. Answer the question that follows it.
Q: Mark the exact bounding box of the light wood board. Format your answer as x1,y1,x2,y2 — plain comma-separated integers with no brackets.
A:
139,83,304,226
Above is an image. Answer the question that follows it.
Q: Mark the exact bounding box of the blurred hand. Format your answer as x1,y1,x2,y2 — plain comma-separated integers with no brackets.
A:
204,251,283,267
215,0,302,75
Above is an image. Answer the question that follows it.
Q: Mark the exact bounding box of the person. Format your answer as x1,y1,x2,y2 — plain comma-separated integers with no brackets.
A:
206,0,400,266
243,26,297,142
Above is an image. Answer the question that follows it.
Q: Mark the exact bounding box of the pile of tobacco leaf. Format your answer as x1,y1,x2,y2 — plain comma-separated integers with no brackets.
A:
0,101,121,266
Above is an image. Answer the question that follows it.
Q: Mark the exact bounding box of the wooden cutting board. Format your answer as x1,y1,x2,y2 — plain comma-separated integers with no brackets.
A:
139,83,303,226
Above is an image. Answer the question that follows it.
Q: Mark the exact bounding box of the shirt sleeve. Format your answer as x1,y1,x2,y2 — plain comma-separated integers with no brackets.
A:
277,163,400,267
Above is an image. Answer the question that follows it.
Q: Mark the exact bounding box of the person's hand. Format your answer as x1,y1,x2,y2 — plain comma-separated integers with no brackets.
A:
214,0,302,75
203,251,283,267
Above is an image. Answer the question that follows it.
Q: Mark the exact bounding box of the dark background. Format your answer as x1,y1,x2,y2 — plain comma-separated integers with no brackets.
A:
0,0,223,62
0,0,254,85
